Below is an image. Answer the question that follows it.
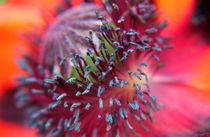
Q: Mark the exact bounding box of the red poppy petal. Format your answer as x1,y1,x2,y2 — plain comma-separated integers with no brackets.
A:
0,120,38,137
145,82,210,136
157,40,210,94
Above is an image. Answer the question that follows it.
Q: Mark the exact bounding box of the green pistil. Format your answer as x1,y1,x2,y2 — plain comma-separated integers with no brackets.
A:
70,38,116,82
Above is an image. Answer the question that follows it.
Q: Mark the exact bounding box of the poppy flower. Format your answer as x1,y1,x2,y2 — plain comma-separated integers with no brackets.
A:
1,0,210,137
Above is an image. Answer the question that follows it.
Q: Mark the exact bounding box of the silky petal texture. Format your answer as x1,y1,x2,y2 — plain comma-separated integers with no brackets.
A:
147,83,210,136
157,16,210,93
158,41,210,92
148,0,210,135
133,83,210,137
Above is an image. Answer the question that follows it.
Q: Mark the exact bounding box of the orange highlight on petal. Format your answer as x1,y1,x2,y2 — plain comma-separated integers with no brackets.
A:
193,48,210,92
155,0,195,31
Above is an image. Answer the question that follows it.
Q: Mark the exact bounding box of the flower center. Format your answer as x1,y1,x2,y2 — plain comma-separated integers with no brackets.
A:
115,60,152,103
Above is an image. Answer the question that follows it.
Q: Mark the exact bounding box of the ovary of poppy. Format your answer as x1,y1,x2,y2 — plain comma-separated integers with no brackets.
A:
0,4,43,95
